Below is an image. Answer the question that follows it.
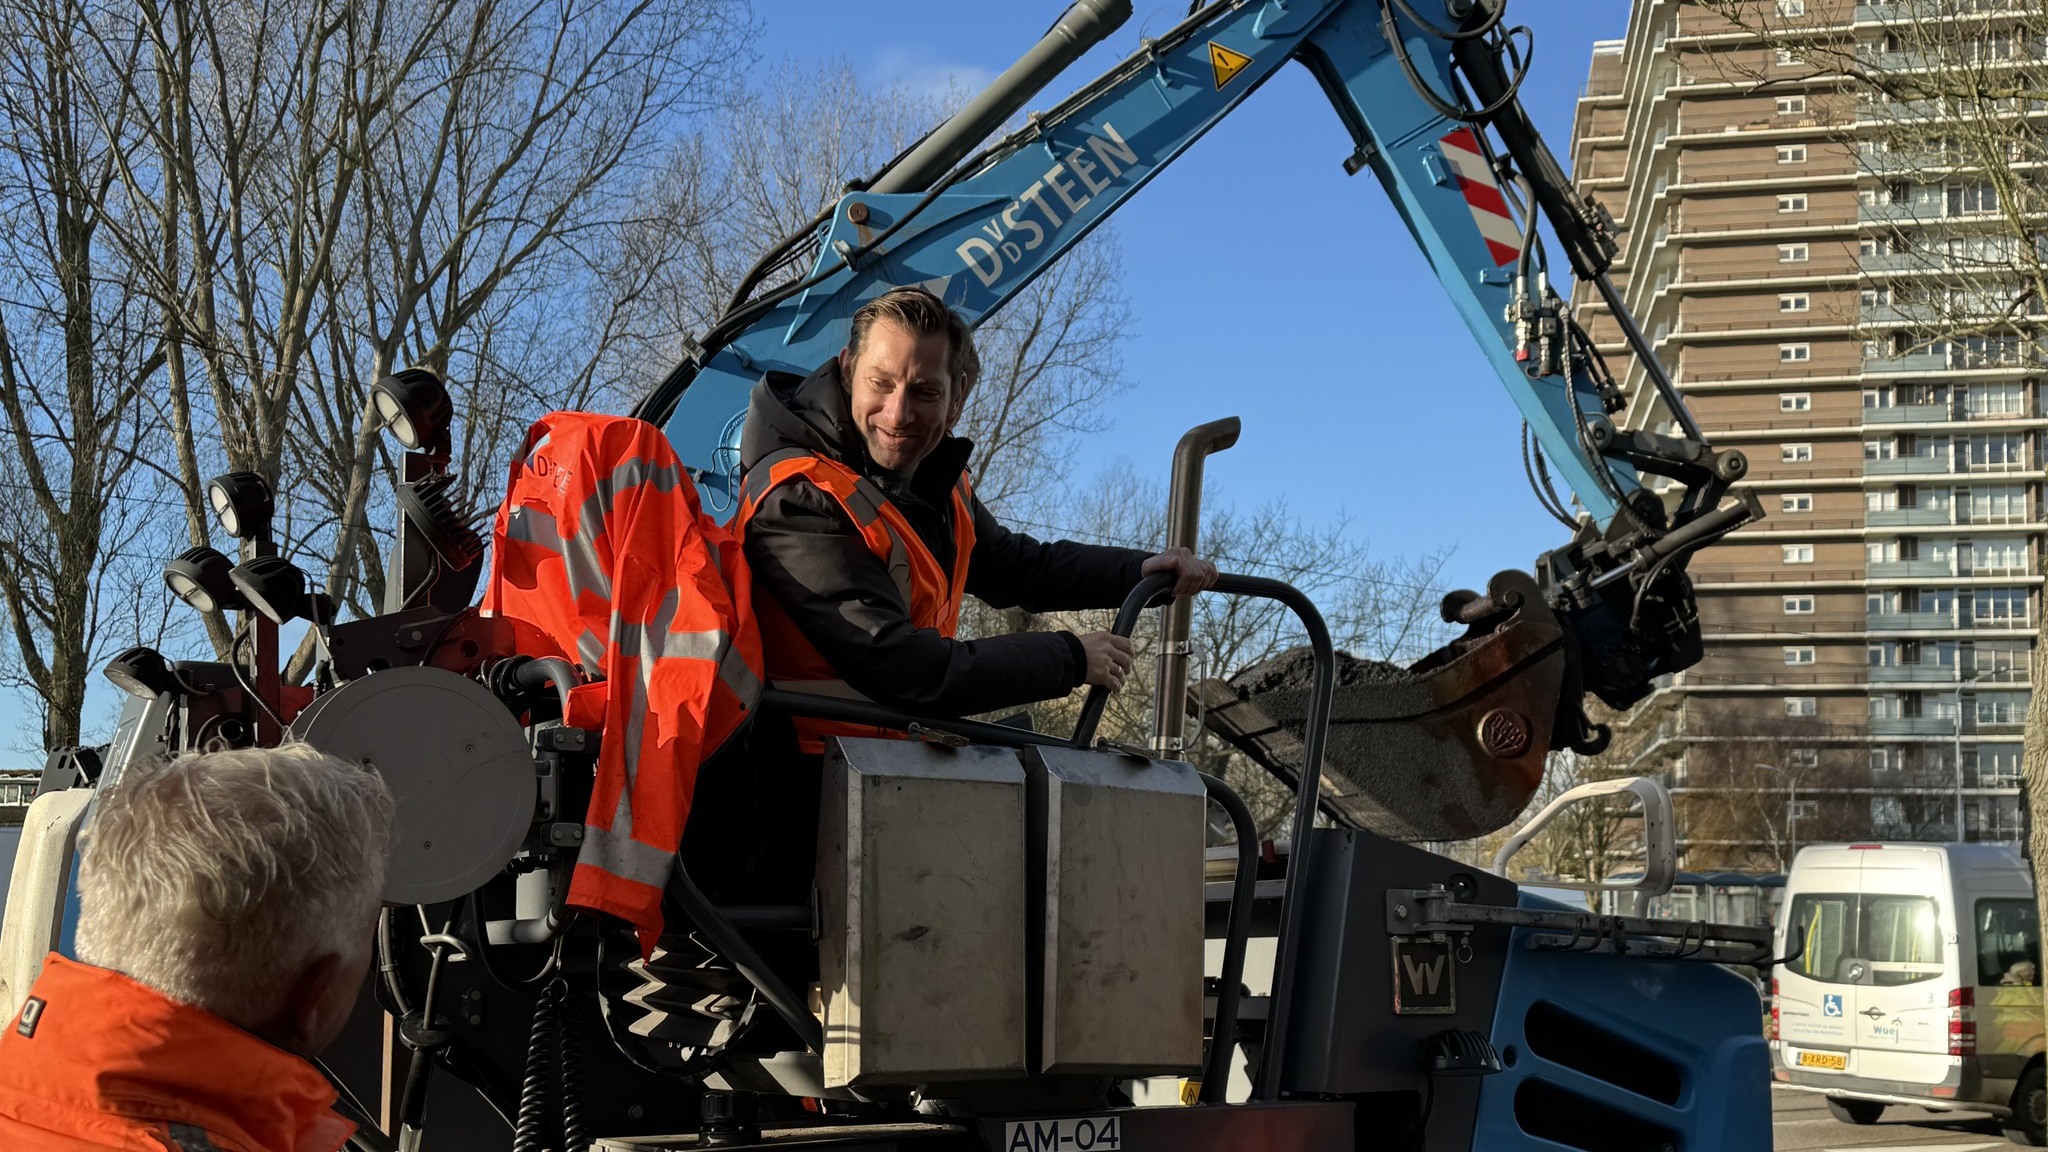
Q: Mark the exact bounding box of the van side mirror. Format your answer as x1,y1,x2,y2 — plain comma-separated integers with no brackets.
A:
1490,775,1676,898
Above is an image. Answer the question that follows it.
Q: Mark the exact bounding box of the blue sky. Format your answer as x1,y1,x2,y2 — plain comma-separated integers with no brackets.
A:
13,1,1636,758
750,0,1633,579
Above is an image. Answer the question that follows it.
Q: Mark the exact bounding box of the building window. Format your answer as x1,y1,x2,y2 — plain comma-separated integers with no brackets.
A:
1783,543,1815,564
1776,46,1798,65
1783,442,1813,462
1786,696,1818,716
1777,94,1808,115
1785,646,1818,665
1781,292,1811,311
1948,183,1999,216
1782,494,1814,513
1781,392,1812,410
1785,594,1816,613
1781,343,1812,362
1780,243,1810,262
1779,193,1809,213
1861,286,1891,308
1777,0,1806,14
1790,747,1821,768
1778,144,1808,164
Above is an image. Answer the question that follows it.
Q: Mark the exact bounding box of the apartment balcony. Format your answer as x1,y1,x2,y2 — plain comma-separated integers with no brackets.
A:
1868,610,1957,629
1870,664,1971,684
1862,251,1940,274
1864,403,1955,424
1872,716,1961,736
1970,615,2036,632
1857,48,1942,71
1867,506,1955,526
1853,1,1972,23
1866,455,1958,475
1870,558,1962,579
1963,508,2046,526
1858,200,1944,224
1864,350,1952,374
1864,609,2040,631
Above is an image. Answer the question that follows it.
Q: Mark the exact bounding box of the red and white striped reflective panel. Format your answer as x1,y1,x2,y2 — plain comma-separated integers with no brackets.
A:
1439,128,1522,266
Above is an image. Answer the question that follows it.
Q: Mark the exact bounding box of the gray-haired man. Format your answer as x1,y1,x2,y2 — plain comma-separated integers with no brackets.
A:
0,744,394,1151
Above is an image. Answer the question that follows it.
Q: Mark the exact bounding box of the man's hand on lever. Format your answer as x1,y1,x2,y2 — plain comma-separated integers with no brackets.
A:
1141,546,1219,598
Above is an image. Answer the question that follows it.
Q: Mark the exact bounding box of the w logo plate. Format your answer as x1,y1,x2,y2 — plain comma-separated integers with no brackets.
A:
1393,939,1456,1015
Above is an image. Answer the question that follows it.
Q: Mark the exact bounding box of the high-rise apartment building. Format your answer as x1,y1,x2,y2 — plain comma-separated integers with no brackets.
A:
1571,0,2033,867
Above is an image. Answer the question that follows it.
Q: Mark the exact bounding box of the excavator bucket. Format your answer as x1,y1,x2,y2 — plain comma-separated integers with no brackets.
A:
1198,570,1573,842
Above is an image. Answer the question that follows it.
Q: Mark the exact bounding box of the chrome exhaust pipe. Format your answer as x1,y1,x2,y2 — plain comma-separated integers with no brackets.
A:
1153,417,1239,757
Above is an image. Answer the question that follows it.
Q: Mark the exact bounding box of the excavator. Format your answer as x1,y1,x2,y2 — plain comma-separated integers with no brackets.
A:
1,0,1782,1149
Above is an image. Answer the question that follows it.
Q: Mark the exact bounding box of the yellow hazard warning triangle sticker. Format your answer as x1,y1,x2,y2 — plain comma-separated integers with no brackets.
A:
1209,41,1252,90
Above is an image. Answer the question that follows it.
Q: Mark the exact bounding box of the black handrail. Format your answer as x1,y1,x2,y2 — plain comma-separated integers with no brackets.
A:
1198,771,1257,1105
1205,575,1335,1102
1070,572,1176,748
1066,569,1338,1100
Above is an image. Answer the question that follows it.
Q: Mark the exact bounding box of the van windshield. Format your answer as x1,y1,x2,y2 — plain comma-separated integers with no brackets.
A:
1787,892,1945,986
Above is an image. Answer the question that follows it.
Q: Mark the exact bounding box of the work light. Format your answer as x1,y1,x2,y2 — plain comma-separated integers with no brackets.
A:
103,646,179,699
163,547,248,614
229,555,308,626
371,367,453,455
207,472,275,542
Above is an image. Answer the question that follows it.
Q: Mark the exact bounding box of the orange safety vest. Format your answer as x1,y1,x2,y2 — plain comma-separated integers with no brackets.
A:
732,448,975,753
485,411,764,953
0,954,355,1151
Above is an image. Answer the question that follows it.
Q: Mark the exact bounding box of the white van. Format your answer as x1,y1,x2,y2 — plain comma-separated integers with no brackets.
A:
1773,843,2045,1144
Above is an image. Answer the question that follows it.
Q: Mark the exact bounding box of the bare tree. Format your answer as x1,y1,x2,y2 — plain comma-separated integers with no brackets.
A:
14,0,750,687
0,0,179,747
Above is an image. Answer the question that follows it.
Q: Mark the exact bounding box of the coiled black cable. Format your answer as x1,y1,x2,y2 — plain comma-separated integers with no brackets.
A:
511,983,557,1152
558,982,589,1152
511,977,585,1152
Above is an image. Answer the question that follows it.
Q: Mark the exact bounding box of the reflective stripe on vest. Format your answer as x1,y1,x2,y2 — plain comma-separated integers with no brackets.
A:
734,449,975,753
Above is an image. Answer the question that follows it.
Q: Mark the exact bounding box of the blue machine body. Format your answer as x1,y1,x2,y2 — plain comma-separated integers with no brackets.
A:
656,0,1633,526
1480,893,1774,1150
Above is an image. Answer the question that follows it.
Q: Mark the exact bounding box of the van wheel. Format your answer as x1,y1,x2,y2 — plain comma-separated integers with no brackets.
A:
2004,1066,2047,1146
1827,1097,1884,1125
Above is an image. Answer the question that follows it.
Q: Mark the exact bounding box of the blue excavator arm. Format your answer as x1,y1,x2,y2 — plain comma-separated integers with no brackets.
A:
634,0,1765,726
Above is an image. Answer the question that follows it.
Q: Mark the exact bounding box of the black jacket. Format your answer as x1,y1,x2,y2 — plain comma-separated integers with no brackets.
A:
738,359,1149,716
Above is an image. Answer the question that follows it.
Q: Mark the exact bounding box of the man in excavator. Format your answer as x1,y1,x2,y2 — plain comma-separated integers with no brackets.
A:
706,285,1215,897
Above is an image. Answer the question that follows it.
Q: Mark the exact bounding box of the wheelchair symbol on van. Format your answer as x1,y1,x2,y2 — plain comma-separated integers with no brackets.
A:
1823,994,1844,1017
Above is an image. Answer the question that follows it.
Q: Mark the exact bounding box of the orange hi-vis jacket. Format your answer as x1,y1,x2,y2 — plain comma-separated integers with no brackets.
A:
731,447,974,754
485,411,764,952
0,954,355,1152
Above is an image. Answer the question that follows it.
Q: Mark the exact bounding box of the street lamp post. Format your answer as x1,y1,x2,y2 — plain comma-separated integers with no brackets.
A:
1955,668,1987,843
1757,762,1798,870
